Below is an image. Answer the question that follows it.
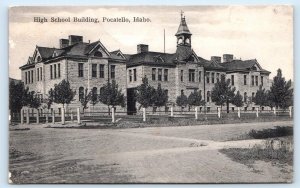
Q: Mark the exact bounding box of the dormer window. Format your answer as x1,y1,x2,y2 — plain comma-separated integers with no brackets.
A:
94,51,103,57
37,56,41,62
155,56,164,63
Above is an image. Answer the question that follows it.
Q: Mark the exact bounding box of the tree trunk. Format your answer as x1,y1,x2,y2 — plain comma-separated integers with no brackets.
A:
226,101,229,113
108,105,111,116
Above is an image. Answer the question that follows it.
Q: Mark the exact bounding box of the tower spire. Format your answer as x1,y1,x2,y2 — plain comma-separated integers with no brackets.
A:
175,11,192,47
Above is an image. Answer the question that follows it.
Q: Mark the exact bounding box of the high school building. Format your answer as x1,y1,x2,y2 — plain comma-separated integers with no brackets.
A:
19,14,271,114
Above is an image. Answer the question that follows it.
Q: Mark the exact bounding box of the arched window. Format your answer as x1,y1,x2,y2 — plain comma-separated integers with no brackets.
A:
94,51,103,57
79,87,84,101
244,92,247,103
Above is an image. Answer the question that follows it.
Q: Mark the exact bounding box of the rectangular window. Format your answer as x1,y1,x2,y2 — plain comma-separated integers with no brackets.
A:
25,72,28,84
164,69,168,81
31,70,33,83
133,68,137,81
129,70,132,82
180,70,183,82
50,65,53,79
212,72,215,83
152,68,156,81
78,63,84,77
198,71,202,82
92,64,97,78
58,63,61,78
158,69,162,81
206,72,210,84
244,75,247,85
37,68,39,81
216,73,220,82
251,75,254,86
28,71,30,84
99,64,104,78
40,67,43,81
111,65,116,79
255,76,258,86
54,64,57,78
207,91,210,102
261,76,263,86
189,69,195,82
231,75,234,86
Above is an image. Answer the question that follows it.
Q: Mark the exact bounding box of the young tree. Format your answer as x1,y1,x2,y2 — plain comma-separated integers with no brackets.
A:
51,79,76,108
90,87,99,113
253,85,268,110
26,91,41,109
9,81,30,114
80,88,92,112
270,69,293,109
152,83,168,113
232,91,243,108
99,80,125,114
136,76,156,109
188,90,205,108
176,91,188,112
211,74,236,113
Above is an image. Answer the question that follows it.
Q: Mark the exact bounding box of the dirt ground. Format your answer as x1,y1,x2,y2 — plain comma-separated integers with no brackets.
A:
9,121,293,183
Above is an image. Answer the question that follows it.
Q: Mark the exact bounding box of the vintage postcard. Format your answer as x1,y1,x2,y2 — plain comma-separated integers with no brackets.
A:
9,6,293,183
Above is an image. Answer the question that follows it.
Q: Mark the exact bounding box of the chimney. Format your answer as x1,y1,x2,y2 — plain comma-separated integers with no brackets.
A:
211,56,221,63
68,35,83,45
137,44,149,53
223,54,233,62
59,39,69,48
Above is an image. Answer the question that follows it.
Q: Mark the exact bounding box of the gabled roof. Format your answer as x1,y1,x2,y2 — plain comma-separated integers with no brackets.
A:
110,50,126,60
36,46,56,60
175,17,192,36
202,59,227,71
126,52,176,67
221,59,270,73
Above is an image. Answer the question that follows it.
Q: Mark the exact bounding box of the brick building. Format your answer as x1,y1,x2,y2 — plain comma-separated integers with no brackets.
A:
19,14,271,114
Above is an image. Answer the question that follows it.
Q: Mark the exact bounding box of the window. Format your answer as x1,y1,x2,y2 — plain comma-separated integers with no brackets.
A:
37,68,39,81
164,69,168,81
244,75,247,85
207,107,211,112
206,72,210,84
92,87,97,98
231,75,234,86
94,51,103,57
180,70,184,82
58,63,61,78
79,87,84,101
40,67,43,81
189,69,195,82
31,70,33,83
54,64,57,78
99,64,104,78
216,73,220,82
165,89,168,98
78,63,84,77
252,92,255,100
110,65,116,79
199,71,202,82
212,73,215,83
28,71,30,84
261,76,263,86
25,72,27,84
50,65,53,79
207,91,211,102
244,92,247,103
100,87,105,95
133,69,137,81
158,69,162,81
129,70,132,82
255,76,258,86
92,64,97,78
251,75,254,86
152,68,156,81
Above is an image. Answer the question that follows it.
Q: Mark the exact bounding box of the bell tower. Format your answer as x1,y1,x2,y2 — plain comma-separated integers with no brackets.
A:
175,11,192,47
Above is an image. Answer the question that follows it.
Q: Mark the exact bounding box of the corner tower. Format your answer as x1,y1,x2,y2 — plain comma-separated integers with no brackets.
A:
175,11,192,47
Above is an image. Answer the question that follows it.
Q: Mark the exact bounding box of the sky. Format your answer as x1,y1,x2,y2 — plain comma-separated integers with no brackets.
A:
9,5,293,80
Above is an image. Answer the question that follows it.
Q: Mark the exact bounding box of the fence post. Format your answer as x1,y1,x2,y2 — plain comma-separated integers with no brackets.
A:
71,110,74,122
256,107,259,117
170,106,174,117
111,107,115,123
195,107,198,120
273,107,276,116
26,109,30,124
9,110,11,125
77,108,81,124
36,109,39,124
52,110,55,124
143,107,146,122
289,106,292,118
21,109,24,124
237,107,241,118
217,107,221,118
61,107,65,125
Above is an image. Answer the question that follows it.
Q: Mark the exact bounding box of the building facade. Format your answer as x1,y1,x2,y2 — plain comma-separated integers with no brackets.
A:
19,14,271,114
